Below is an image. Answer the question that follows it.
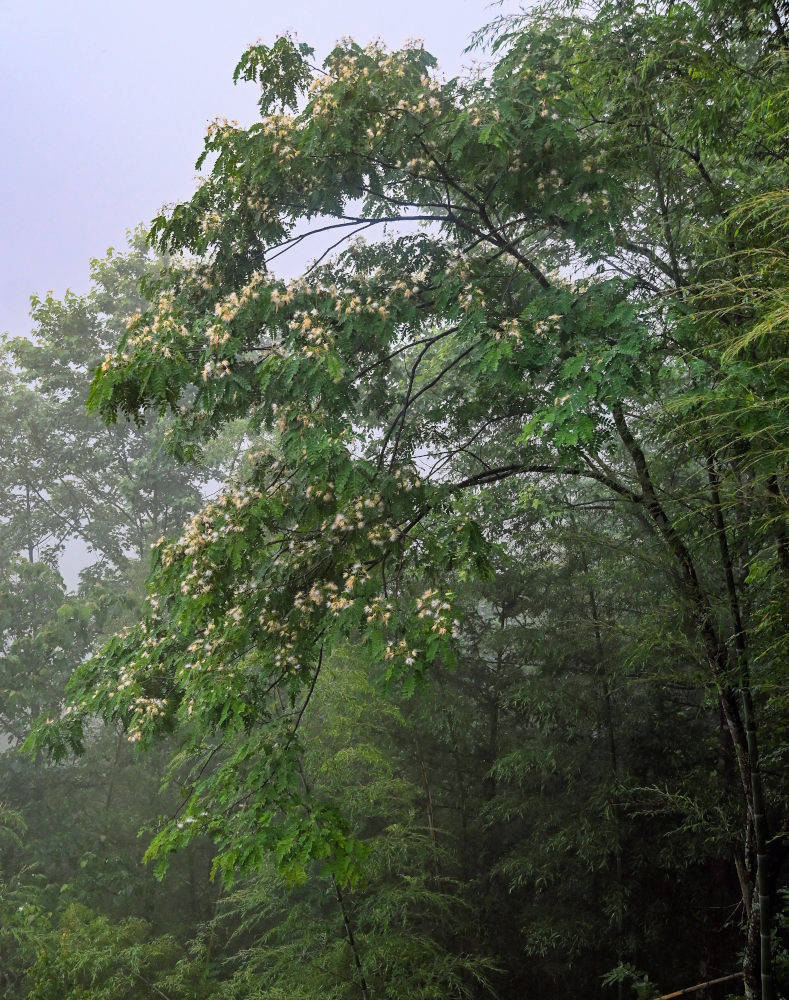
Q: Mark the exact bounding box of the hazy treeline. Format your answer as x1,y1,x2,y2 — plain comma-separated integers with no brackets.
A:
2,2,789,998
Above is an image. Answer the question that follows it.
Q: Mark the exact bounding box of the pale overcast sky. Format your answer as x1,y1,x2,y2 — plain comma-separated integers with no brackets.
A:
1,0,513,339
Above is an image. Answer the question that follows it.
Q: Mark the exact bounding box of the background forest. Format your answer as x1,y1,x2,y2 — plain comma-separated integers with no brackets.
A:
2,1,789,998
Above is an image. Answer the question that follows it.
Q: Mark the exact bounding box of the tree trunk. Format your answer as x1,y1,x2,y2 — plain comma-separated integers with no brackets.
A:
612,405,774,999
708,458,774,1000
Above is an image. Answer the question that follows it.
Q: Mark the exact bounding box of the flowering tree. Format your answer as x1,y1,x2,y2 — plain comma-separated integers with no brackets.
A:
30,6,789,996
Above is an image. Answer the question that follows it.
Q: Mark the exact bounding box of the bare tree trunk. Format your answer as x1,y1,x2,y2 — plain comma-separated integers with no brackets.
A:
25,481,34,563
612,404,773,1000
575,532,624,1000
708,459,773,1000
415,734,438,852
333,876,371,1000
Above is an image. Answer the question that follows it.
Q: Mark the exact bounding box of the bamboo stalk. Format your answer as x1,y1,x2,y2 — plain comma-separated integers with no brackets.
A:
652,971,744,1000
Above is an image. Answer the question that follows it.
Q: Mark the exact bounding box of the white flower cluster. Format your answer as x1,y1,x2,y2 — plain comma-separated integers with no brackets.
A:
534,314,563,340
127,695,168,743
492,317,523,343
415,587,459,637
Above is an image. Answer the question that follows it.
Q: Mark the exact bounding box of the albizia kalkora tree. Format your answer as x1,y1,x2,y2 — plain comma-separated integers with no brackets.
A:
29,4,789,997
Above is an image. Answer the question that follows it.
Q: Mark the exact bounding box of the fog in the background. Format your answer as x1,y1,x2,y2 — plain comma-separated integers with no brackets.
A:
1,0,509,340
2,0,516,588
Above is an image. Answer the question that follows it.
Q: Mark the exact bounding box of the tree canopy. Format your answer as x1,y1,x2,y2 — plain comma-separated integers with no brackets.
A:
26,3,789,998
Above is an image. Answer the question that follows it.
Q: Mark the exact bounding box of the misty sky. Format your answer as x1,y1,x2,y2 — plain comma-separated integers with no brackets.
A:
1,0,513,340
